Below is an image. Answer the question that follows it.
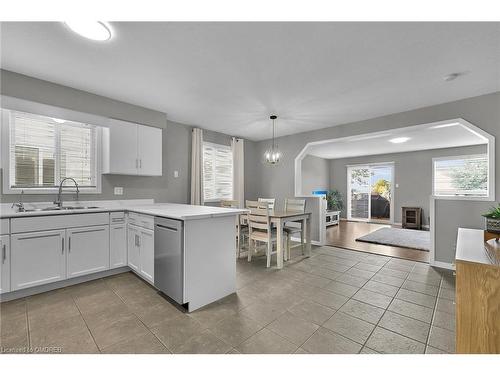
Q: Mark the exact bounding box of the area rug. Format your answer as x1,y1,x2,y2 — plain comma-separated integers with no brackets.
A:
356,227,430,251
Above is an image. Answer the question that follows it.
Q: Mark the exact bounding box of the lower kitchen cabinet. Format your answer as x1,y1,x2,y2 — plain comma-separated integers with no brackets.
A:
67,225,110,279
0,235,10,294
110,224,127,268
139,228,154,283
11,229,66,291
127,224,141,272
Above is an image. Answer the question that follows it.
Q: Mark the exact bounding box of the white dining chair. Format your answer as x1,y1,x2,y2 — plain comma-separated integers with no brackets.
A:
283,198,306,261
246,200,277,268
258,198,276,211
220,199,246,258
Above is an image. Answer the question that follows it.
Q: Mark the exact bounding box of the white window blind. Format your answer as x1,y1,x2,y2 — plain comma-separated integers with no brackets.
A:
203,142,233,201
433,154,488,197
8,110,97,189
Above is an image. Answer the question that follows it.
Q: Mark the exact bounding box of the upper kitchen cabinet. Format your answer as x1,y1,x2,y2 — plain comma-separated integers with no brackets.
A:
102,118,163,176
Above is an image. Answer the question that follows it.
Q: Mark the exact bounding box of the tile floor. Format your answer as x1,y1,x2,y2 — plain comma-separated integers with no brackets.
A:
0,245,456,354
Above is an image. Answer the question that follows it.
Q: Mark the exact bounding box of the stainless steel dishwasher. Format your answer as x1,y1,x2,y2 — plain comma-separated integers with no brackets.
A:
154,217,184,304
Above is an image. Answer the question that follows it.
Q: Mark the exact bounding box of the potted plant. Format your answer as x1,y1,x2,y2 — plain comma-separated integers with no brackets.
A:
326,189,343,213
482,204,500,234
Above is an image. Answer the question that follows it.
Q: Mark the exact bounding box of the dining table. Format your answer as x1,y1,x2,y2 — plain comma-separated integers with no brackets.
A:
240,209,312,269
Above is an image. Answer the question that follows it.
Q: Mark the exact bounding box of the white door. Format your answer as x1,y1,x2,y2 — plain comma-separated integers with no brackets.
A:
347,166,371,221
0,235,10,294
67,226,110,278
11,230,66,291
107,119,139,175
139,228,154,283
137,125,162,176
127,224,140,272
110,224,127,269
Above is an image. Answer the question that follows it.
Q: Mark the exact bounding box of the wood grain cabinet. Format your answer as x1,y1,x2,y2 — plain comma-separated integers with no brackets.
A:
455,228,500,353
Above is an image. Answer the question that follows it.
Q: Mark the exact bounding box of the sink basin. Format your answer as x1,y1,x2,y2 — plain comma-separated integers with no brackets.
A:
21,206,101,212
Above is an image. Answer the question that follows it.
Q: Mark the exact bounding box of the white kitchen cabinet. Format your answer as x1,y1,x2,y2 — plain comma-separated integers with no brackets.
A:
110,224,127,268
0,235,10,294
137,125,162,176
127,224,141,272
103,118,162,176
67,225,110,279
11,230,66,291
139,228,154,283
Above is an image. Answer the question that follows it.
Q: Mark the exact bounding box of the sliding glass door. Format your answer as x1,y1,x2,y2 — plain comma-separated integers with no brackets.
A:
347,163,394,223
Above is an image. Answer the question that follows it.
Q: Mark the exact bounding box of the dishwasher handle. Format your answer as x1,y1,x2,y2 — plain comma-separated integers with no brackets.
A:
156,223,179,232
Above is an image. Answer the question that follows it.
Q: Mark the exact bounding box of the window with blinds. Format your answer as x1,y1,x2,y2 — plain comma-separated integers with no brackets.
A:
8,110,98,190
202,142,233,201
433,154,488,197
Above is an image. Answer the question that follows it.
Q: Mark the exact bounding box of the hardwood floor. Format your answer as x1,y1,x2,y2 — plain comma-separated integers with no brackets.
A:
325,220,429,263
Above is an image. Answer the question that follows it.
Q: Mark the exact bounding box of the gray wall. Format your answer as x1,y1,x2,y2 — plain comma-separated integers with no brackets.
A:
301,155,330,194
328,144,487,226
0,70,237,205
247,92,500,264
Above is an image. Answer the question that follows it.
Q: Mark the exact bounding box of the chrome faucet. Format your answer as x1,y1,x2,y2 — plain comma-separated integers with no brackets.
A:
54,178,80,208
12,190,25,212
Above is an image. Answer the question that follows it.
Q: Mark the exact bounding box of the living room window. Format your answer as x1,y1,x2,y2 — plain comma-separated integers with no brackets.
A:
2,109,101,193
202,141,233,202
432,154,488,197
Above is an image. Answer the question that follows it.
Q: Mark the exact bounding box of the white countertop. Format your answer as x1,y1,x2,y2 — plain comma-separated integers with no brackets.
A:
455,227,494,266
0,200,246,221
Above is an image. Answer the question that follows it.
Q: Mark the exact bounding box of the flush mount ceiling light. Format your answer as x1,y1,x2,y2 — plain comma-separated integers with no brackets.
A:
264,115,281,165
65,21,112,41
430,122,459,129
389,137,410,144
51,118,66,123
443,72,465,82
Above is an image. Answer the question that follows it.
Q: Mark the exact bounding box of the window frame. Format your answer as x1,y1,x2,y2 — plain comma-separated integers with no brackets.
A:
431,153,489,200
1,109,102,194
202,141,233,203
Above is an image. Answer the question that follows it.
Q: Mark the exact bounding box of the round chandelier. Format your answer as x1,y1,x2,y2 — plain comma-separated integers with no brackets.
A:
264,115,281,165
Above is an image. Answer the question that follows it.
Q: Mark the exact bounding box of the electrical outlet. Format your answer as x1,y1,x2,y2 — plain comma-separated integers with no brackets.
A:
114,187,124,195
395,183,399,188
174,170,179,178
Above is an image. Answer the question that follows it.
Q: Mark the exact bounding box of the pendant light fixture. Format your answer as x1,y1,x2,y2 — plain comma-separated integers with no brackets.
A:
264,115,281,165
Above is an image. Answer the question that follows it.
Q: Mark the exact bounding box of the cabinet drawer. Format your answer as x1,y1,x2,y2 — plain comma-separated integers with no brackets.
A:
0,219,9,235
128,212,154,230
11,213,109,233
110,211,126,224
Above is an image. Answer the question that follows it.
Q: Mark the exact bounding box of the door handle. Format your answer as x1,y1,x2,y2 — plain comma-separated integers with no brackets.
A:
62,237,65,254
139,159,142,169
2,244,6,264
69,237,71,252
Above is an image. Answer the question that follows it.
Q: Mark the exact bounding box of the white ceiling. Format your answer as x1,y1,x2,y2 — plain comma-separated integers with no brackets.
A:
1,22,499,141
306,121,487,159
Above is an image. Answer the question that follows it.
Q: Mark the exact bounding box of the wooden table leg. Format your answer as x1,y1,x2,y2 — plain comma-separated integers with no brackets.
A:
305,216,311,257
276,218,284,269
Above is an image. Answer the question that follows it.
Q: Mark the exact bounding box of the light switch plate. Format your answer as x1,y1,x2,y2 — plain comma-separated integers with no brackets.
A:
174,170,179,178
395,183,399,188
114,187,124,195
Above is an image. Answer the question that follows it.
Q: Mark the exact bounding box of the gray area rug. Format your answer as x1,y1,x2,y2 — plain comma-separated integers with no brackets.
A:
356,227,430,251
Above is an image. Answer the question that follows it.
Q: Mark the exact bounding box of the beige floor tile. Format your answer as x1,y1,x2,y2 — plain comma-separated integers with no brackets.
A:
210,312,264,346
287,300,335,325
91,315,150,350
339,299,384,325
239,300,288,326
172,329,231,354
402,280,439,296
300,273,332,288
27,288,73,309
353,262,383,273
377,267,409,279
407,272,441,286
267,311,319,346
395,288,436,308
310,289,349,310
371,273,405,288
0,298,27,318
428,326,455,353
188,302,238,329
366,327,425,354
302,327,361,354
383,262,414,273
28,299,81,332
359,346,379,354
0,312,29,352
237,328,298,354
388,299,433,323
102,332,170,354
220,289,260,311
432,310,455,332
441,276,456,291
323,311,375,345
321,262,351,273
294,347,309,354
310,267,342,280
352,289,392,309
425,345,448,354
378,310,430,343
362,280,399,297
150,314,204,350
437,287,455,301
345,267,376,280
335,274,369,288
81,301,134,331
74,289,124,316
435,298,455,315
132,301,185,328
323,280,359,298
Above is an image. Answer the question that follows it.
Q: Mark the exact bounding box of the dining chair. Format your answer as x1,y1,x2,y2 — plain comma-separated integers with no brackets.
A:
258,198,276,211
220,200,246,257
283,198,306,261
246,200,277,268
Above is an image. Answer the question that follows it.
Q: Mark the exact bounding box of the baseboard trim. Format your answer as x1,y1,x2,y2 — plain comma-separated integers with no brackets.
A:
290,236,322,246
0,267,130,302
430,260,455,270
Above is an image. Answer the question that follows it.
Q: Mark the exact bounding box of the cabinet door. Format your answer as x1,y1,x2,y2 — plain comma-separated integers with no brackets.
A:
127,224,140,272
110,224,127,269
105,119,139,175
139,228,154,283
11,230,66,291
67,225,110,278
137,125,162,176
0,235,10,294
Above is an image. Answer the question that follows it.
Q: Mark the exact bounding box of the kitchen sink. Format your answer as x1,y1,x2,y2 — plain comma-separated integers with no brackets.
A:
22,206,101,212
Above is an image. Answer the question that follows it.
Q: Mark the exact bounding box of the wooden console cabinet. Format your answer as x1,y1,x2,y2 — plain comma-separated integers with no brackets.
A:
402,207,422,230
455,228,500,353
